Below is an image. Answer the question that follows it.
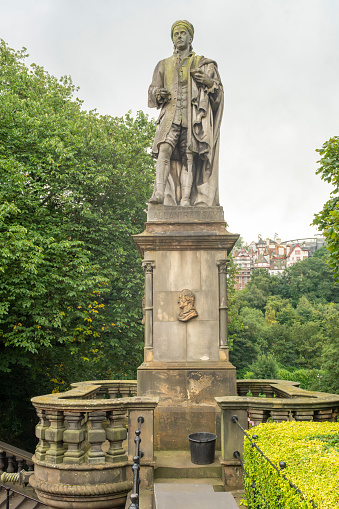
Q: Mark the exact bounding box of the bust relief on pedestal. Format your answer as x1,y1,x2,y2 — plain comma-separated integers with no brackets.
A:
148,20,224,207
178,289,198,322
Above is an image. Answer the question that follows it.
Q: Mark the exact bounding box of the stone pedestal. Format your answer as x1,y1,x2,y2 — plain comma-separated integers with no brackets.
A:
133,205,239,450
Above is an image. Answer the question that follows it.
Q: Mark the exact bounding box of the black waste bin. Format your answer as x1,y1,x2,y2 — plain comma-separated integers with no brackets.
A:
188,432,217,465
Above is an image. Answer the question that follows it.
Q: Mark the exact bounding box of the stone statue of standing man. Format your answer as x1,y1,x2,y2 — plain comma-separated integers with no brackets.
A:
148,20,224,207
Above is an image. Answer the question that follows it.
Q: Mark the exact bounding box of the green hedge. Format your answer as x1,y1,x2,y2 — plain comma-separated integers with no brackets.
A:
243,421,339,508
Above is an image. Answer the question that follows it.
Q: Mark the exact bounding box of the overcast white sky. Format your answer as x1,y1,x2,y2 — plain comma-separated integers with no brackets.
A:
1,0,338,243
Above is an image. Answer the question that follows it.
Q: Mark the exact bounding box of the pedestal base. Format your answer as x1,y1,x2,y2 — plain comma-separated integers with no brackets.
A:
138,362,236,450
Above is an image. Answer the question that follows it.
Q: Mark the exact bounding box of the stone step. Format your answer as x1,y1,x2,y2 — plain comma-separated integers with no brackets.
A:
154,483,239,509
139,489,153,509
155,477,225,492
154,449,222,479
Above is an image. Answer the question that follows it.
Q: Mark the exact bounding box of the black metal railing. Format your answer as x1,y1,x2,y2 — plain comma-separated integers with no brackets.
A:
231,415,317,508
129,416,144,509
0,483,47,508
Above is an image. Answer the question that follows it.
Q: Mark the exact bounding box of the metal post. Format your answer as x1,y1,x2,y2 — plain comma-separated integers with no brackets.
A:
129,416,144,509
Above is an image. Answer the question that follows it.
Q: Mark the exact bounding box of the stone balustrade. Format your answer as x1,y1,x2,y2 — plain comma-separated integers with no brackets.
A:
0,441,34,485
30,381,158,509
216,379,339,489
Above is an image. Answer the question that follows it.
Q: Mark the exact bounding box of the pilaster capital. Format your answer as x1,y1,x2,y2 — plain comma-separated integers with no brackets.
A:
217,258,230,274
142,260,155,274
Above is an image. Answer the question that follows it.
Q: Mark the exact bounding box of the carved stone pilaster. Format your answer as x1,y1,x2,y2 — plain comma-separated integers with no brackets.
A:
142,260,155,361
217,259,229,357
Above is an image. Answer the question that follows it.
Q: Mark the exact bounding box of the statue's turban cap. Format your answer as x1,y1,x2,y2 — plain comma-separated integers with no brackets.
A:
171,20,194,41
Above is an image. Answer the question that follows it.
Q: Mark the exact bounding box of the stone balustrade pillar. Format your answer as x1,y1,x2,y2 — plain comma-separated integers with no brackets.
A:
63,412,85,464
87,411,106,464
270,410,290,422
105,408,128,463
294,410,314,421
35,409,50,461
314,409,333,421
45,411,65,464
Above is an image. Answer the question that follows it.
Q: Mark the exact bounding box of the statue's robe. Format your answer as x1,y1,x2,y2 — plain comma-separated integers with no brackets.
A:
148,51,224,207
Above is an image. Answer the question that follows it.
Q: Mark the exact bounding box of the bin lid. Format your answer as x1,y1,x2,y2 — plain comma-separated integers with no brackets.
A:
188,432,217,443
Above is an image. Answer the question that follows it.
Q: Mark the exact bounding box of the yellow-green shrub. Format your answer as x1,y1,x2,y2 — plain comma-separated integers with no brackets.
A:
243,421,339,508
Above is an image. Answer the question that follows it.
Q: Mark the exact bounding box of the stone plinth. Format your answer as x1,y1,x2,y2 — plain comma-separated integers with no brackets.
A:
133,205,239,450
30,384,158,508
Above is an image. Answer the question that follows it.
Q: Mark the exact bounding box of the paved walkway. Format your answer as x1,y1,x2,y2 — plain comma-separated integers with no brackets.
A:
154,483,239,509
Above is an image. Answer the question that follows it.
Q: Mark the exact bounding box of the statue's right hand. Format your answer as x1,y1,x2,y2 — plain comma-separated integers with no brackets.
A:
156,88,171,101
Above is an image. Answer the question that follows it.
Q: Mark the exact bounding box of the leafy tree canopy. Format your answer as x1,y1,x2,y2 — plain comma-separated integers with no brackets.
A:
0,39,156,375
313,137,339,277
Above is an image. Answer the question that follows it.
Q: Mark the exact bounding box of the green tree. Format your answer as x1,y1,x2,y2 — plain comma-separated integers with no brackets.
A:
0,40,156,448
249,353,279,379
313,137,339,278
235,269,280,311
0,40,155,375
321,306,339,393
277,248,339,304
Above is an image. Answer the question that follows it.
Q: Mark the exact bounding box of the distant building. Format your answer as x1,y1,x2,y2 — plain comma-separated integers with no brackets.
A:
286,244,309,267
233,234,325,290
253,253,270,270
233,249,251,291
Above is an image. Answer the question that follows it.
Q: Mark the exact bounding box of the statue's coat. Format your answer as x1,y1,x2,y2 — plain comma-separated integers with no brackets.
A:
148,52,224,206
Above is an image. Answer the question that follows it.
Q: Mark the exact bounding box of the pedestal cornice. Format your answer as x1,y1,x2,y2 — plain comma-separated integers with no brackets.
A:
133,205,239,257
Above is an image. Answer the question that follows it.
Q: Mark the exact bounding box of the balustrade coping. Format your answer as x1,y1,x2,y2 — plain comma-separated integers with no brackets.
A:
216,380,339,410
0,441,33,462
70,380,137,388
31,384,159,411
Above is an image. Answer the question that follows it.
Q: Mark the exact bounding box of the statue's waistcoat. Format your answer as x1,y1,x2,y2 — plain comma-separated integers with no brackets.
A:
160,53,201,137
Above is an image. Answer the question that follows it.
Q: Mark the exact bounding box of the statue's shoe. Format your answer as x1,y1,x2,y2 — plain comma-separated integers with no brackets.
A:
149,192,164,204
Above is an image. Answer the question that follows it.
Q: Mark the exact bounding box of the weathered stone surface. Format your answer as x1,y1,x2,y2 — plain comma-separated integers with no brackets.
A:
150,248,229,363
133,207,239,258
220,409,247,461
31,461,131,508
153,322,186,362
153,483,239,508
138,363,236,450
128,409,155,463
147,205,225,222
148,21,223,207
186,320,219,361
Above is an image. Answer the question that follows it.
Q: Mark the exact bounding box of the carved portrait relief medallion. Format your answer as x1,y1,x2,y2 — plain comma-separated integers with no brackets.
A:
178,289,198,322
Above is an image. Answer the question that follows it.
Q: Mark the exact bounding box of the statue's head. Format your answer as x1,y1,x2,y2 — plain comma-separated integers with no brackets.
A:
171,20,194,52
178,289,195,309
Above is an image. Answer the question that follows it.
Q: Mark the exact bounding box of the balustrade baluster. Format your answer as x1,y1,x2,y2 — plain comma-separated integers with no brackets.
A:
45,411,65,464
17,458,24,472
7,455,15,473
27,461,34,472
87,411,106,464
105,408,127,463
294,410,314,421
270,410,290,422
0,451,5,474
35,409,50,461
63,412,85,464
